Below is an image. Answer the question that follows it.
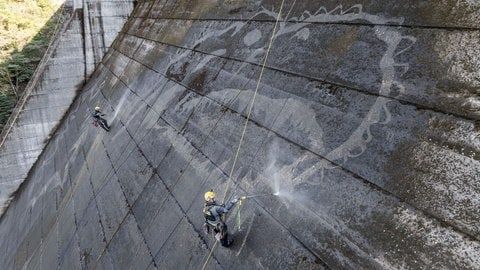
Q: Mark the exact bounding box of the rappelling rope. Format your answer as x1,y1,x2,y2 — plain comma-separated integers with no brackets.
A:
201,1,286,269
221,1,286,202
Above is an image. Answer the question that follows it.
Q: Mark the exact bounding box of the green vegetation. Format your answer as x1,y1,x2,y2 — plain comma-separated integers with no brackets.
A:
0,0,62,132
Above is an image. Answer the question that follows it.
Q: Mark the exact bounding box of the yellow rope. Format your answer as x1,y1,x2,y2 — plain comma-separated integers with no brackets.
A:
201,1,286,269
237,199,242,230
221,0,285,202
200,241,218,270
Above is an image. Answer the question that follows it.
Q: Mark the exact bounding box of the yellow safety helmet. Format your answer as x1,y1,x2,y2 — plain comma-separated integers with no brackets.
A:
95,106,101,111
204,190,216,201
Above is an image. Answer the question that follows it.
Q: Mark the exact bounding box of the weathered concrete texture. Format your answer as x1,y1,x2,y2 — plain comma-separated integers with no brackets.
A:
0,0,479,269
0,0,135,215
83,0,136,74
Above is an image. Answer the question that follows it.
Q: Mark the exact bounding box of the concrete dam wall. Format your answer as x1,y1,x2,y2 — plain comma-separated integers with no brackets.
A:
0,0,479,269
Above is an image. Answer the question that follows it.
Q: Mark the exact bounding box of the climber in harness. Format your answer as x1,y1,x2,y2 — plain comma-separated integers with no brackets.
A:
203,189,240,247
92,106,110,132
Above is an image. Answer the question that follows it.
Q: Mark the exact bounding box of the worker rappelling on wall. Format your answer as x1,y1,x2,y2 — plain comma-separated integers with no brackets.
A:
92,106,111,132
202,189,244,247
202,189,280,248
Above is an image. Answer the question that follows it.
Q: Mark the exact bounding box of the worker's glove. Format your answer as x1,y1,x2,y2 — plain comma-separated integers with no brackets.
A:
231,195,239,204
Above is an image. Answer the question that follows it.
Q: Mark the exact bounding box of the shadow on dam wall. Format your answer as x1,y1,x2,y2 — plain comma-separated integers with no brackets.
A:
0,0,479,269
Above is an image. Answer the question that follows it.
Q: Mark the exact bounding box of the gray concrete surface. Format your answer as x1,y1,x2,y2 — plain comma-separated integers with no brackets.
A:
0,0,479,269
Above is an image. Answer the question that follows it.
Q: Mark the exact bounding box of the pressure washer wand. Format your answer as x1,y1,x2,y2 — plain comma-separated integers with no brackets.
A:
242,193,277,199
